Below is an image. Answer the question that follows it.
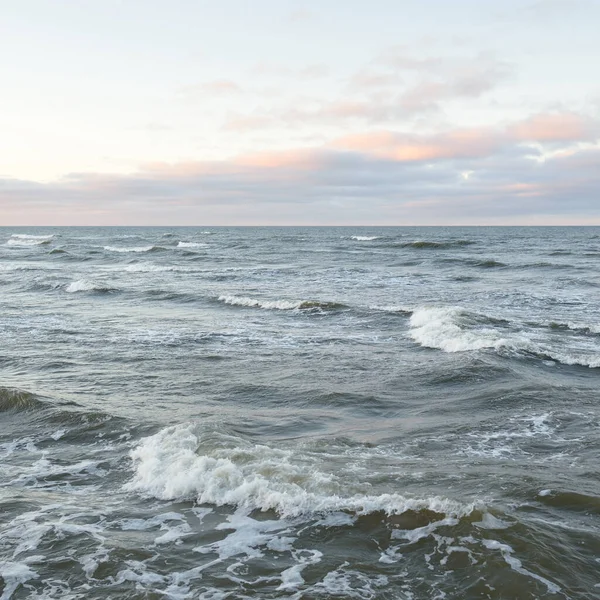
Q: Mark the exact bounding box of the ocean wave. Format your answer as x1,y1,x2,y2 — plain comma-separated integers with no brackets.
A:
408,307,510,353
370,305,413,315
177,241,208,249
218,295,346,311
408,306,600,367
65,279,118,294
350,236,380,241
404,240,475,249
6,236,53,247
122,263,193,273
103,245,163,253
125,424,480,519
547,321,600,335
0,387,46,413
9,234,54,240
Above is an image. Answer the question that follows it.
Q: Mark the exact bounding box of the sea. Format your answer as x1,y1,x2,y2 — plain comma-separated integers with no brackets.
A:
0,226,599,599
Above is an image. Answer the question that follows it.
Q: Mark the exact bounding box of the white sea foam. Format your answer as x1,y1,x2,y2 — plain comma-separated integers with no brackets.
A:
125,423,479,519
103,245,156,253
177,241,208,249
65,279,115,293
218,295,303,311
350,236,380,241
370,305,413,315
123,264,191,273
408,305,600,368
409,306,512,352
218,295,343,311
481,539,560,593
10,234,53,240
6,235,53,246
0,561,39,599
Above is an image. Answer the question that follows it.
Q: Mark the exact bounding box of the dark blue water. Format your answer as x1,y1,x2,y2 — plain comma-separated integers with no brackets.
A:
1,227,599,599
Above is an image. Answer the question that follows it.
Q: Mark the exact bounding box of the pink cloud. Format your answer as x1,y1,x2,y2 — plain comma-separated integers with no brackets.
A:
332,129,504,162
509,112,598,142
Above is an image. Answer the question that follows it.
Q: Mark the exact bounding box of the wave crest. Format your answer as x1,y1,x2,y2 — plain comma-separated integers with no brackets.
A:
65,280,118,294
218,295,346,311
409,306,600,367
103,246,163,253
6,235,53,247
125,424,479,519
177,241,208,249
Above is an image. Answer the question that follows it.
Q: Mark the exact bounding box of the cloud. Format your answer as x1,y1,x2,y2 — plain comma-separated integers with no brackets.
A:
2,112,599,225
223,51,511,132
509,112,599,142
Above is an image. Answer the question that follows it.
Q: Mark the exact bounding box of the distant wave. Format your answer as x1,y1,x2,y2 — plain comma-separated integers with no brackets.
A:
547,321,600,335
103,245,164,253
218,295,346,311
65,279,118,294
350,236,380,241
408,306,600,368
126,423,480,519
123,264,193,273
406,240,475,249
374,239,476,250
177,241,209,249
370,305,413,315
6,234,53,247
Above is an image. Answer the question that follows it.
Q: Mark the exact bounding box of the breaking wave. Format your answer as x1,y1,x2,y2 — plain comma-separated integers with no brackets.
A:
125,424,480,519
408,306,600,368
65,279,118,294
6,234,54,247
218,295,346,311
103,245,164,253
177,241,208,249
402,240,475,249
350,236,380,241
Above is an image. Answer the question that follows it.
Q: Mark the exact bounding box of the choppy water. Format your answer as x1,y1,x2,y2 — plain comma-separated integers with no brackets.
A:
1,226,599,599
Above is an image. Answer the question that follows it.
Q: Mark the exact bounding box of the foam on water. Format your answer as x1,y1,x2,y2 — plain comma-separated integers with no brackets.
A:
218,295,345,312
350,236,380,241
125,423,479,519
65,279,117,293
408,305,600,367
408,306,509,352
177,241,209,249
103,245,158,253
5,234,53,247
481,539,561,594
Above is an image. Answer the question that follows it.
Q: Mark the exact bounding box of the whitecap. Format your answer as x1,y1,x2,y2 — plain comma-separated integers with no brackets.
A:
177,241,208,249
218,295,344,311
6,236,52,247
408,305,600,368
103,246,156,253
408,306,508,352
65,279,116,293
350,236,380,241
125,423,480,519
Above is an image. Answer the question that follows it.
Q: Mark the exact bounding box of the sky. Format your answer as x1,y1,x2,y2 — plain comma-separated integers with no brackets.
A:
1,0,599,225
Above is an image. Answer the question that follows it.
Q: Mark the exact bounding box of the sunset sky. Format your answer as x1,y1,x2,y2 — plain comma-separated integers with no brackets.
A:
1,0,599,225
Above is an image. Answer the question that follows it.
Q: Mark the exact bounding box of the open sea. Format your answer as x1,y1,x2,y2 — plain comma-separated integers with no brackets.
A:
1,226,599,599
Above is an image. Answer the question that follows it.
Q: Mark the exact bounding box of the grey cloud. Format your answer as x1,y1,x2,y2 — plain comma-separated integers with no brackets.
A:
2,140,599,225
